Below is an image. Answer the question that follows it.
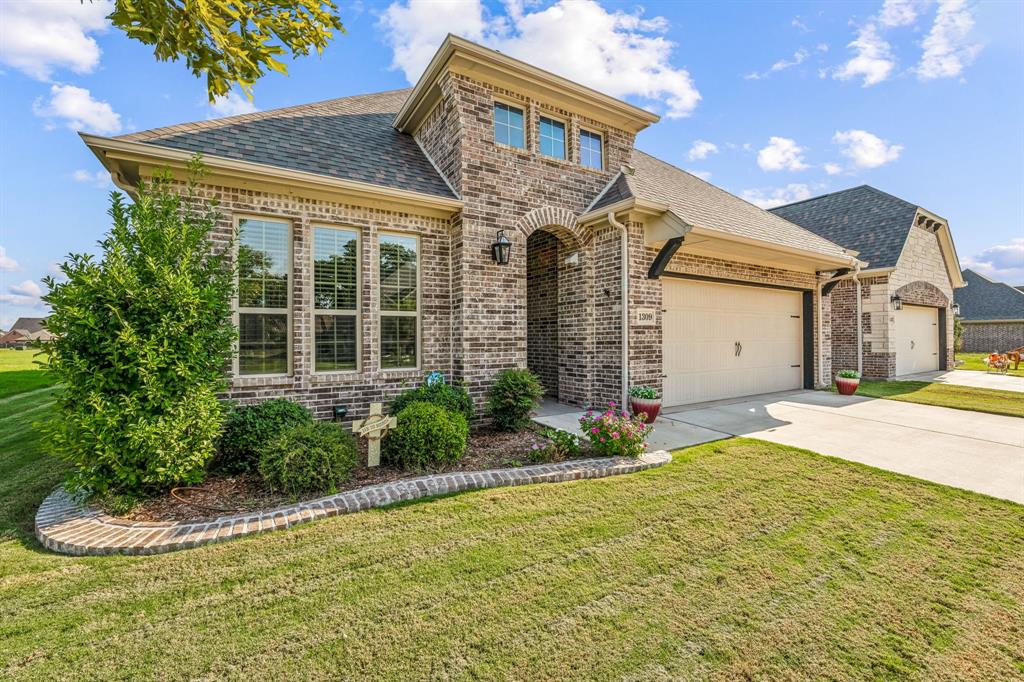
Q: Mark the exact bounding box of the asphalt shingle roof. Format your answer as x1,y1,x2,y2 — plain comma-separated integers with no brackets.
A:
118,89,456,199
7,317,46,334
955,269,1024,321
590,151,852,260
768,185,919,269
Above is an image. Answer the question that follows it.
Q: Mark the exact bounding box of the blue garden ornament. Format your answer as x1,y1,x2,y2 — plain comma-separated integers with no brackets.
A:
425,371,445,387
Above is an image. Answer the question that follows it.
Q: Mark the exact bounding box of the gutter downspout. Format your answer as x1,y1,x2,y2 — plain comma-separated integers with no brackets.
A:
607,211,630,410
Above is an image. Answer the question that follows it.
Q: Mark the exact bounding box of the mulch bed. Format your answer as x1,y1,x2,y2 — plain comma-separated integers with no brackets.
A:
113,427,594,523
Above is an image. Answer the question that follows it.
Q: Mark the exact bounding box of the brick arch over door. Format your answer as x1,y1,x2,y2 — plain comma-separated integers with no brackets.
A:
895,280,949,308
515,206,592,247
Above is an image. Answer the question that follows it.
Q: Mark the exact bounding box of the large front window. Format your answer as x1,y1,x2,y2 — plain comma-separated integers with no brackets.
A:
493,102,525,149
379,234,418,369
539,116,566,160
237,218,290,375
313,226,359,372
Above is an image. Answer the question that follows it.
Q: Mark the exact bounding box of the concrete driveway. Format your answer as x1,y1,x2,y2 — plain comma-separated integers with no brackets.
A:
663,391,1024,504
902,369,1024,393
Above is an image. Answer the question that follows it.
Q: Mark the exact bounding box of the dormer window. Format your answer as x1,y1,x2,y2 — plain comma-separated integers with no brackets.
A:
580,129,603,170
539,116,566,160
494,102,525,149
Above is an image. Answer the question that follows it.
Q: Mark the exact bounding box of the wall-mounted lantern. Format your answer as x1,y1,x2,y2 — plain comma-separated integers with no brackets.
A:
890,294,903,311
491,230,512,265
952,302,961,317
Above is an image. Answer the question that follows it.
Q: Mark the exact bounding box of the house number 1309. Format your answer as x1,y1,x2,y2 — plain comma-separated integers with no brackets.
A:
635,308,656,326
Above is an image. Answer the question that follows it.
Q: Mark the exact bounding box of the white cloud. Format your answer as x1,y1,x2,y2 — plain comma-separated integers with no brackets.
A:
879,0,925,28
210,91,259,117
742,184,813,209
824,162,843,175
72,169,111,188
688,170,712,181
745,48,810,80
379,0,701,118
833,23,895,86
0,247,19,272
962,239,1024,284
792,17,810,33
833,129,903,168
687,140,718,161
0,0,112,80
757,137,809,172
33,84,122,134
917,0,982,81
0,279,45,308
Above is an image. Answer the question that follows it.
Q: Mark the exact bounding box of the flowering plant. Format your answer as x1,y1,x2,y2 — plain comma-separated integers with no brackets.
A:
578,402,652,458
526,428,581,463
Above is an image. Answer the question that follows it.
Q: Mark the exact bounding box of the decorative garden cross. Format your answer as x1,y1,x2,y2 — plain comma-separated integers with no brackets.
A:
352,402,396,467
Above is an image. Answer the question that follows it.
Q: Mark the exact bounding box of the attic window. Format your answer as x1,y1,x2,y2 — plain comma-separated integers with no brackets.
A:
539,116,566,160
494,102,525,149
580,129,603,169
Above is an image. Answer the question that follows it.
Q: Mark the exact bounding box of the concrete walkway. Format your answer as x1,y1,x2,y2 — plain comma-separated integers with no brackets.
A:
902,369,1024,393
665,391,1024,504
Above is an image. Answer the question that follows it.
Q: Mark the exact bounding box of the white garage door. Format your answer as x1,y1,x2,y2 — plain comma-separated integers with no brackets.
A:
662,279,804,407
895,304,939,376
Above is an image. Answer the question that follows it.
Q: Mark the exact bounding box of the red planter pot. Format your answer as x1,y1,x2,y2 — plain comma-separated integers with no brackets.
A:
835,377,860,396
630,397,662,423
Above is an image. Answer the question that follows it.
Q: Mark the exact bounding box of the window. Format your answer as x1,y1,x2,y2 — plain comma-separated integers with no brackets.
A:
539,116,566,160
493,102,525,149
237,218,290,375
379,234,418,369
580,129,603,169
313,226,359,372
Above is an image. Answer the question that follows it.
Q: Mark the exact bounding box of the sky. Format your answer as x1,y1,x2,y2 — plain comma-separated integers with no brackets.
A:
1,0,1022,329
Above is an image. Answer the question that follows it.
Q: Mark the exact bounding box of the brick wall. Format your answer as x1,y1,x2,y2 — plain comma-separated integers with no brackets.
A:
961,322,1024,353
181,181,452,422
526,230,559,396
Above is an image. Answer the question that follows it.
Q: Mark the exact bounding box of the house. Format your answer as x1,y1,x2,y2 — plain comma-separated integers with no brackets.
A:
771,186,964,378
0,317,52,348
954,269,1024,352
81,34,868,420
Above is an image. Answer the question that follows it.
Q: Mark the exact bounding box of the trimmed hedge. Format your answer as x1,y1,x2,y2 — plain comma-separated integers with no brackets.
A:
383,401,468,471
216,399,313,473
258,421,359,497
487,368,544,431
391,379,473,423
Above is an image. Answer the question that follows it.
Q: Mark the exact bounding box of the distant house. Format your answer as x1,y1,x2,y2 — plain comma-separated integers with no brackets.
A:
954,269,1024,352
0,317,52,348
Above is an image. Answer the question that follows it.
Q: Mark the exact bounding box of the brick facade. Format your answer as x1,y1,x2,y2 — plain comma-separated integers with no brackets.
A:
961,322,1024,353
526,230,560,396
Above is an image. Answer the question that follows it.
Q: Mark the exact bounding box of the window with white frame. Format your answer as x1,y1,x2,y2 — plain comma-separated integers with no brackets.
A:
379,234,418,369
237,217,290,375
579,129,603,169
539,116,566,160
493,102,525,149
313,226,359,372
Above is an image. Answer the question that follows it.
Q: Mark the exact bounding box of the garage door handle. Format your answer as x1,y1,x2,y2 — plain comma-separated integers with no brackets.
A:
911,340,915,349
735,341,743,357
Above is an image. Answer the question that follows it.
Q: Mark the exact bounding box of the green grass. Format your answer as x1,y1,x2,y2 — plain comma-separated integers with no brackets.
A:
850,380,1024,419
2,364,1022,679
0,349,56,399
957,352,1024,377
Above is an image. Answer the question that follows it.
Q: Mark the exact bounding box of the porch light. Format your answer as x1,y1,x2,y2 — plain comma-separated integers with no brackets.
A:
333,405,348,422
891,294,903,311
491,230,512,265
952,302,961,317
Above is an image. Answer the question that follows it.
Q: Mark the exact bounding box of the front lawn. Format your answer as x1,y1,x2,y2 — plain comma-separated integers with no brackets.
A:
2,371,1022,678
957,352,1024,377
851,379,1024,419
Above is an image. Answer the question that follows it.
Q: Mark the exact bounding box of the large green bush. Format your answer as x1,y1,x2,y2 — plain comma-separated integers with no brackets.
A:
487,368,544,431
390,375,473,423
40,162,236,497
216,398,313,473
258,421,359,498
383,401,468,471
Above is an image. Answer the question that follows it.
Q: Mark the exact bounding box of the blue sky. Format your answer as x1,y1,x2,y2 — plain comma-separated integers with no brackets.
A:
1,0,1022,329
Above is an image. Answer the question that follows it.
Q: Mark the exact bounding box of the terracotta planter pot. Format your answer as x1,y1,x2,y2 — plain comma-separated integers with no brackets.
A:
835,377,860,396
630,397,662,423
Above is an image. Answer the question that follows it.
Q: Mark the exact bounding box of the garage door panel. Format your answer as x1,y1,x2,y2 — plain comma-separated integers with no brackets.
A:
895,305,939,375
662,279,804,407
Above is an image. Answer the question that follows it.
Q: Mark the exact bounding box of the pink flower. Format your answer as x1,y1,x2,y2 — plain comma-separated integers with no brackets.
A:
600,437,606,443
609,401,617,408
591,427,599,434
612,431,620,439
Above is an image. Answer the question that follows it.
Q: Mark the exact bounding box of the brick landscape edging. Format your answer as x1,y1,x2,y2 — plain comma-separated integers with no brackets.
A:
35,450,672,556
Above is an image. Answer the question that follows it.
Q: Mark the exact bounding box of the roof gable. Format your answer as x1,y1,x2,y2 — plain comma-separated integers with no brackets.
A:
768,185,918,269
955,269,1024,321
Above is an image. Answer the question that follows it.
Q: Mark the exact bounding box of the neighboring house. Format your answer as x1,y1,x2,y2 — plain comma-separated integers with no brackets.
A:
81,35,861,420
771,186,965,379
0,317,52,348
954,269,1024,352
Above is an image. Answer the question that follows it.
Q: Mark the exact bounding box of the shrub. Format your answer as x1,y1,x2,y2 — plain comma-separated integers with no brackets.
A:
391,374,473,423
526,428,581,464
40,161,236,497
487,368,544,432
216,398,313,472
836,369,861,379
628,386,657,400
258,421,359,497
579,404,652,458
383,401,468,470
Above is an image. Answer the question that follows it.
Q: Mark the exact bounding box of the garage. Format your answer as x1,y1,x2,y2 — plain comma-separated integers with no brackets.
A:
662,278,805,407
895,304,939,375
